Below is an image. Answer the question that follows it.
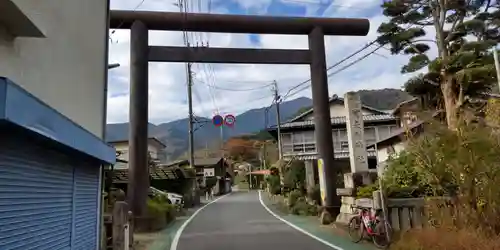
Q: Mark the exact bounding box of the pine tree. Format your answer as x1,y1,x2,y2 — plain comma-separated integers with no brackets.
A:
377,0,499,129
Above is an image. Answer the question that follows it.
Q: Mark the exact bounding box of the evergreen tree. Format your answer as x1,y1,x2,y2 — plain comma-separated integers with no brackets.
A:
377,0,499,129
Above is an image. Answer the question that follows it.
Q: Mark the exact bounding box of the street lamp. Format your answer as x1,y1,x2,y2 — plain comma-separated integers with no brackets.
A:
108,63,120,69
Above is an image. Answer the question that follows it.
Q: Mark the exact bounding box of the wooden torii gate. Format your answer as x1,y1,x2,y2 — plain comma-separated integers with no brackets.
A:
109,10,370,218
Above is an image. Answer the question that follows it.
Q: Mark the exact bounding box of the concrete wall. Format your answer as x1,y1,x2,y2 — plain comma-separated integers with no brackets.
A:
0,0,109,137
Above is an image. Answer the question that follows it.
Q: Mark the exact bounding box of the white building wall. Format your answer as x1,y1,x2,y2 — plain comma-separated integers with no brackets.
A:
376,141,406,163
376,141,406,176
0,0,109,137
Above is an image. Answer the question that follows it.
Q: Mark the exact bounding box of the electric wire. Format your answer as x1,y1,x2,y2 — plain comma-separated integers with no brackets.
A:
280,25,414,101
195,79,275,91
109,0,148,43
285,44,385,99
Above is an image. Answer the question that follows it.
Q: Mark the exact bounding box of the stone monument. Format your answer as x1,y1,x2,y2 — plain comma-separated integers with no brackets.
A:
336,92,377,224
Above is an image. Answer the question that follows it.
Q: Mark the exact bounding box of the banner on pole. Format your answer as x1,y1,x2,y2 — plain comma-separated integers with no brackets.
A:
317,158,327,206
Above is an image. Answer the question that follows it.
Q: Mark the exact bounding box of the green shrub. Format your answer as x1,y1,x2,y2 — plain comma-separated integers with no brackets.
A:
147,198,176,223
283,160,305,190
309,184,321,205
290,197,318,216
288,189,302,208
267,175,281,195
384,123,500,235
356,183,379,198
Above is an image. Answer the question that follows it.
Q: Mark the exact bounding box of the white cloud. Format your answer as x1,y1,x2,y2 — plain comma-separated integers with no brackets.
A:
107,0,416,125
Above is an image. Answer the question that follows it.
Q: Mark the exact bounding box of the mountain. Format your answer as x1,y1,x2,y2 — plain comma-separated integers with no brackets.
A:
105,97,312,161
106,89,412,161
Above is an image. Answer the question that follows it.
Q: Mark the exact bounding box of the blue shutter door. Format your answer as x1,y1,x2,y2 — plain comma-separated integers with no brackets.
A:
0,139,73,250
72,163,100,250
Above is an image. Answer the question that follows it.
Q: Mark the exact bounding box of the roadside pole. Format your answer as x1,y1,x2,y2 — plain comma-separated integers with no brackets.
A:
493,47,500,90
273,81,283,159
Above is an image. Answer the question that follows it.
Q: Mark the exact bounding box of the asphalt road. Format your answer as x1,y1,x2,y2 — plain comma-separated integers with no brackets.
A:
176,191,333,250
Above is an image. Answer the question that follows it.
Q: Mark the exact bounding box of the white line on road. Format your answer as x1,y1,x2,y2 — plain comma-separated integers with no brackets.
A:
170,193,231,250
258,190,345,250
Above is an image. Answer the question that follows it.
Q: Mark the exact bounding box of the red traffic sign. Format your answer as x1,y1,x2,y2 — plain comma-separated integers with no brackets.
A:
212,115,223,127
224,114,236,127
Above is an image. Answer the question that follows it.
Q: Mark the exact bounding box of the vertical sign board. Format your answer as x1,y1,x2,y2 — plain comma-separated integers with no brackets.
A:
344,92,369,173
317,159,327,206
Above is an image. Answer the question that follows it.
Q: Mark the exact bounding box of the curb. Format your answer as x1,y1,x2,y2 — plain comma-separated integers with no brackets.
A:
258,191,372,250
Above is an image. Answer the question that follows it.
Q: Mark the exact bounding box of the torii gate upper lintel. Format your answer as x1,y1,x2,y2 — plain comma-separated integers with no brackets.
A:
109,10,370,218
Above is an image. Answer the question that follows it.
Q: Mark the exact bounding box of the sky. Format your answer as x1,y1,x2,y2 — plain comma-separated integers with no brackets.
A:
107,0,417,124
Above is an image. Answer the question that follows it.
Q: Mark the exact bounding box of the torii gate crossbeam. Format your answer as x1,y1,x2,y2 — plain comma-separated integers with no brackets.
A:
109,10,370,220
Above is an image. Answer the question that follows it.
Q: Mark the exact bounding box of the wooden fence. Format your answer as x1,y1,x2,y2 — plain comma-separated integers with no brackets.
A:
357,192,450,231
385,198,426,231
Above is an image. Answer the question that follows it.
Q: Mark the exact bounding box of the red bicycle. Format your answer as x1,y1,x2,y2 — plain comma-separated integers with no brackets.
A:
348,205,392,249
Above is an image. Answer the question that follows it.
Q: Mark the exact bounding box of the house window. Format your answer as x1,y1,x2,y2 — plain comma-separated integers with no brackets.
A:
303,131,316,152
288,131,316,154
292,132,303,144
293,144,304,153
281,133,292,145
338,129,347,141
340,141,349,151
281,133,293,153
303,131,315,143
364,127,376,141
304,143,315,152
376,126,391,139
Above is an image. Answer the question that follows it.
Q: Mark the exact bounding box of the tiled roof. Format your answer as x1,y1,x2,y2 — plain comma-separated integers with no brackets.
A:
111,165,196,182
273,114,396,129
283,150,377,160
193,157,224,167
288,94,389,122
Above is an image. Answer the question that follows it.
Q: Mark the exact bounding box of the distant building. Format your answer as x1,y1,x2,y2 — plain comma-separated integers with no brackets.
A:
192,157,233,195
108,137,167,169
267,94,399,171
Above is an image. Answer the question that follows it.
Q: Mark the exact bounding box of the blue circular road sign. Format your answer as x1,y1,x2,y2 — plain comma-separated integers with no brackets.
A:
212,115,224,127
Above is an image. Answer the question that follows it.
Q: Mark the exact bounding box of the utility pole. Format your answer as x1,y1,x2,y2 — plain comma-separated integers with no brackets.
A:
262,143,266,169
493,47,500,90
220,125,224,157
273,81,283,159
187,59,200,204
187,61,195,169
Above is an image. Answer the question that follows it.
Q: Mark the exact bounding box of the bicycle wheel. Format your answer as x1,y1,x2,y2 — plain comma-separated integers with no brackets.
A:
372,220,392,249
348,216,364,243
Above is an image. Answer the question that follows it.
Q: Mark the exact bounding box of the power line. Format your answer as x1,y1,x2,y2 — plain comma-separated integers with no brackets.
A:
285,44,385,98
217,93,275,113
110,0,148,39
282,41,378,100
195,79,275,91
281,24,414,101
